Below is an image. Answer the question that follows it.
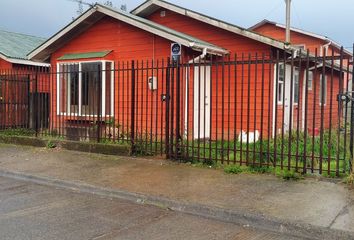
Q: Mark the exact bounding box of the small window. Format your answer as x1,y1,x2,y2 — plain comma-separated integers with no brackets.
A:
277,64,285,104
160,10,166,17
307,71,313,90
319,74,327,105
294,69,300,104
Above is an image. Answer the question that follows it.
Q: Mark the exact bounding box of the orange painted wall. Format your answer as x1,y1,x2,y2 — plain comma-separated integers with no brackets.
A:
0,58,12,70
145,8,276,139
0,58,49,128
49,16,194,136
252,23,343,56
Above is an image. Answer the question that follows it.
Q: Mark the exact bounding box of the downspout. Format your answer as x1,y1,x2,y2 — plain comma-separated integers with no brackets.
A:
321,40,331,56
189,47,208,63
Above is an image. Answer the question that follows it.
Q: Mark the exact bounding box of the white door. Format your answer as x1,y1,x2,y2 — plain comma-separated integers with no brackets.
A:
283,65,299,131
193,66,211,139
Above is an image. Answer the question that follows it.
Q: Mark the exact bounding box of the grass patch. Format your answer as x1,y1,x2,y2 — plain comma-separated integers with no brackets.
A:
224,165,244,174
46,140,56,149
275,169,303,181
0,128,36,136
182,129,350,176
344,174,354,185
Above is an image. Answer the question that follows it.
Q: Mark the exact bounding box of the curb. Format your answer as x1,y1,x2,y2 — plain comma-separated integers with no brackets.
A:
0,135,130,156
0,169,353,240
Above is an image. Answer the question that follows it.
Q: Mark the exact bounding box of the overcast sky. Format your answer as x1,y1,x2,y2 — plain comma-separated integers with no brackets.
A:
0,0,353,50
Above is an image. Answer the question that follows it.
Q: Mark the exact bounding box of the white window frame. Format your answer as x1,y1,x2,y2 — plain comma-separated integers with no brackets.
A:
319,74,327,106
277,64,285,105
304,70,313,90
57,60,114,117
293,68,300,106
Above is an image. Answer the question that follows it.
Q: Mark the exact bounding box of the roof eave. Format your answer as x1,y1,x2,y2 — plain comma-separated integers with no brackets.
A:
0,53,50,67
131,0,290,51
29,4,226,62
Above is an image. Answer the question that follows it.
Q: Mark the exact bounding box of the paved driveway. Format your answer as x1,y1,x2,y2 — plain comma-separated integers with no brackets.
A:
0,176,302,240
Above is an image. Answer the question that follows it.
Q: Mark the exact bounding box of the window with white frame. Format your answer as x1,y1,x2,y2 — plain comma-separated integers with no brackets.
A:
277,64,285,104
306,71,313,90
57,61,114,116
319,74,327,105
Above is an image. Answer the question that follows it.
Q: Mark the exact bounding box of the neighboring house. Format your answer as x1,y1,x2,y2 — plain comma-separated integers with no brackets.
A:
26,1,349,141
0,30,49,128
249,19,352,134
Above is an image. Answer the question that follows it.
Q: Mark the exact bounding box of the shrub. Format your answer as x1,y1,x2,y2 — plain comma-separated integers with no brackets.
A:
224,165,243,174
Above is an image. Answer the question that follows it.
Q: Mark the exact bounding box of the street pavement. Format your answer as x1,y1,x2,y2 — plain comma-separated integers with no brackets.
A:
0,176,303,240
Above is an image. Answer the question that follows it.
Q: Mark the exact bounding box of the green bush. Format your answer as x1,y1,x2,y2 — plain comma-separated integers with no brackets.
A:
224,165,243,174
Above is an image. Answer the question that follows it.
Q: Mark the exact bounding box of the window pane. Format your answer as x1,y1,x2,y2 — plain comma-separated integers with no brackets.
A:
278,82,283,103
81,62,102,116
59,65,67,113
69,65,79,114
279,64,285,82
294,70,299,104
319,74,327,105
308,71,313,90
105,62,112,116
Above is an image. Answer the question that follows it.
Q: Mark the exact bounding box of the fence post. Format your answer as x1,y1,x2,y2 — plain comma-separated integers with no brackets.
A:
34,70,39,137
26,74,31,129
350,44,354,174
175,58,181,159
130,60,136,154
165,58,171,157
97,64,102,143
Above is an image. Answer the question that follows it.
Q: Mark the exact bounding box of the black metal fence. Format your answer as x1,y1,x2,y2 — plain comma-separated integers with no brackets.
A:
0,48,353,176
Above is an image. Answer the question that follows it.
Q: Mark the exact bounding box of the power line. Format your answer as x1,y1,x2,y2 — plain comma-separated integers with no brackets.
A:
262,1,283,20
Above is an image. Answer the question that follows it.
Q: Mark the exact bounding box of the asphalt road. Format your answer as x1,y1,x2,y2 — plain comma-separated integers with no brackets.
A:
0,176,303,240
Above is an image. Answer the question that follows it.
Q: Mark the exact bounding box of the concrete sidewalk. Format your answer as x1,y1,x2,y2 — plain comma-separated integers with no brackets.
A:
0,143,353,239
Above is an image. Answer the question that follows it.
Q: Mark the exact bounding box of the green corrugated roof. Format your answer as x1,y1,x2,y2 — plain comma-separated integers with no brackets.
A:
0,29,46,60
58,50,112,60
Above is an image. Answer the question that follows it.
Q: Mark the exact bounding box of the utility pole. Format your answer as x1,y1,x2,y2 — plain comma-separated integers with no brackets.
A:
285,0,291,43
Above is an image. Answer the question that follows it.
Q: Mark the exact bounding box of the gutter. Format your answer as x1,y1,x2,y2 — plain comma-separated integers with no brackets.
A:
188,47,208,63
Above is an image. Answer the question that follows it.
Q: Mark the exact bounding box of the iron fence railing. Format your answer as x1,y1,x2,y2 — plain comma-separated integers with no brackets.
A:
0,48,353,176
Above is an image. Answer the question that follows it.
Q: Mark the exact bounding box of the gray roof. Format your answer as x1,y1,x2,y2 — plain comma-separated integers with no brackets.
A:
0,29,46,60
29,4,228,62
101,4,224,51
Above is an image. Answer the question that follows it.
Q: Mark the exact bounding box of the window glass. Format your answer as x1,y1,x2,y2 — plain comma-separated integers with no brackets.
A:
319,74,327,105
294,70,299,104
58,61,112,116
277,64,285,104
307,71,313,90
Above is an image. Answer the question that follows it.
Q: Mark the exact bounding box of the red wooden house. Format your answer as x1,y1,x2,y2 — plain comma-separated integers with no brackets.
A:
27,1,349,144
0,30,49,128
249,19,352,135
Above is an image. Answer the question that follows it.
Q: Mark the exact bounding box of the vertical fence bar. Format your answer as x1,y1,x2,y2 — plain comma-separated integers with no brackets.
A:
288,50,294,171
130,60,136,153
350,43,354,173
319,50,326,174
165,58,171,157
295,50,302,172
273,51,280,168
175,58,181,159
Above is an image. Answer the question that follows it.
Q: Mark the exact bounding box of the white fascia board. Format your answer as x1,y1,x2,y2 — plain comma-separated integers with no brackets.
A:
29,4,227,61
98,6,228,55
274,23,352,56
0,53,50,67
133,1,290,51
